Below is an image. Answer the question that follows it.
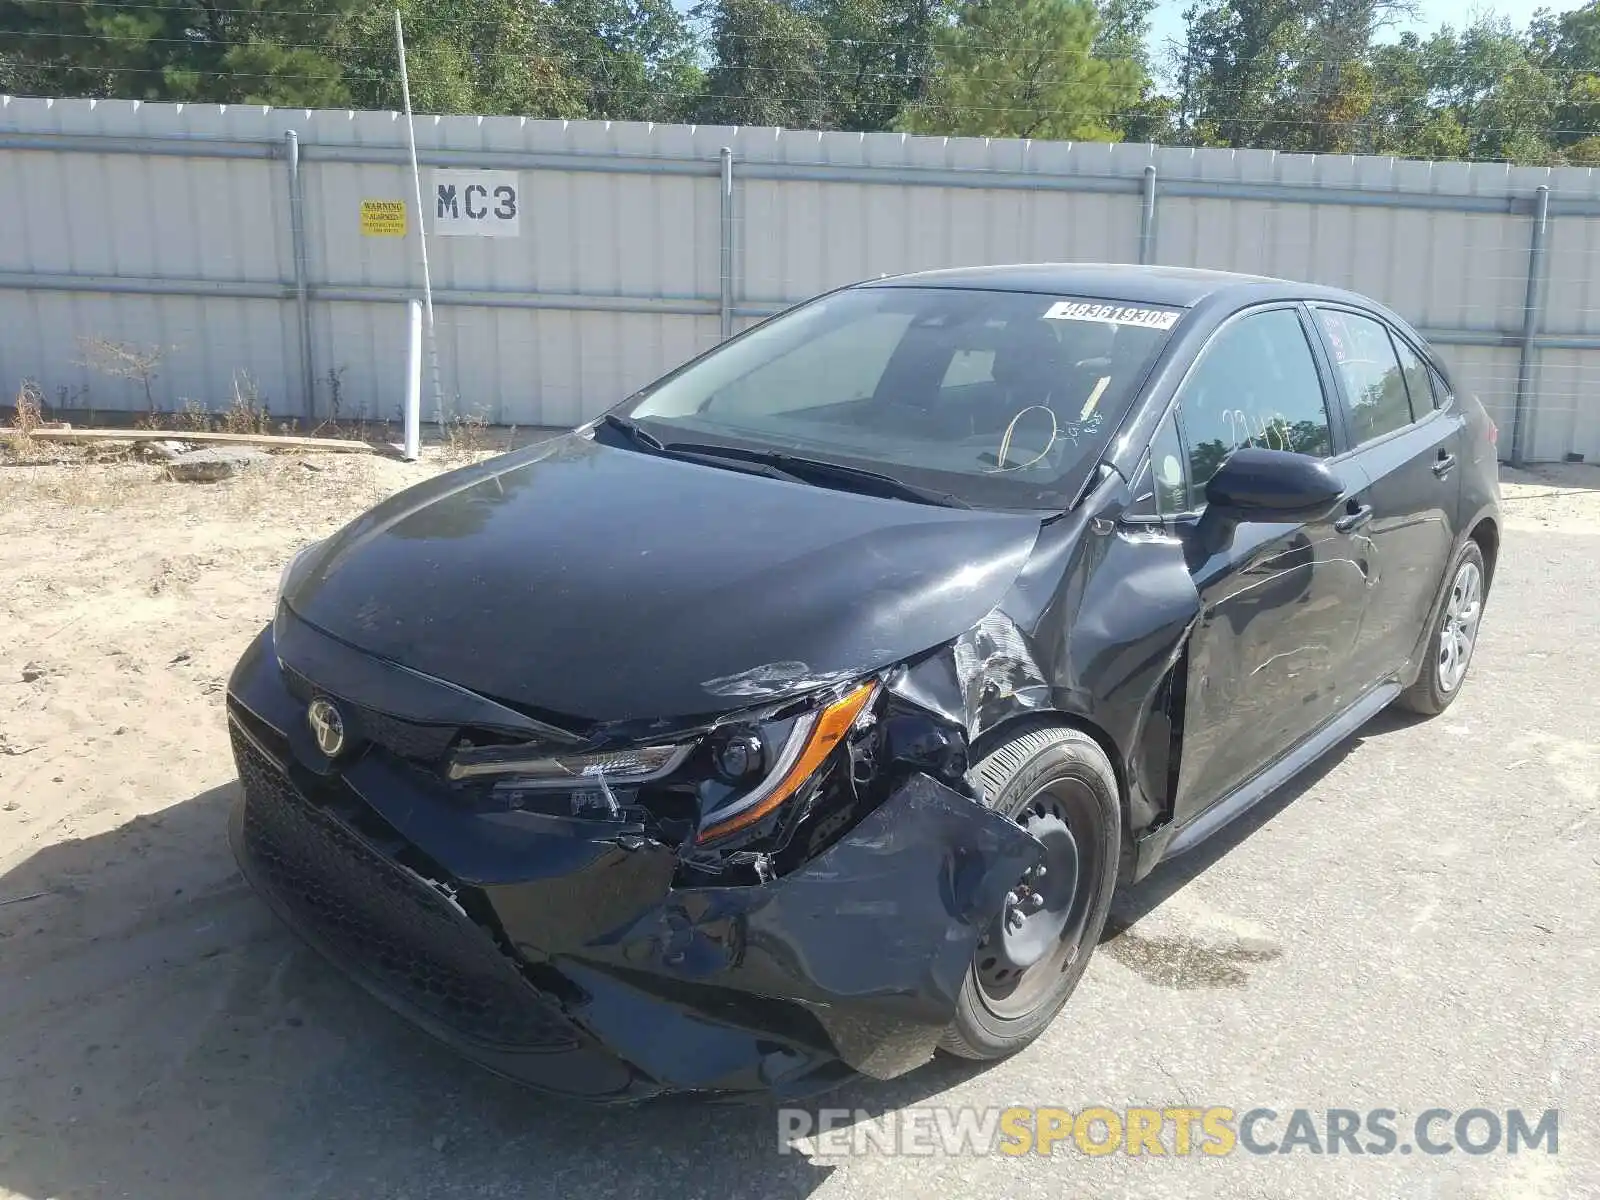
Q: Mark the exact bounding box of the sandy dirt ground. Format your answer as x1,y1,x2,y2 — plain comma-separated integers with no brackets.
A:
1,440,1596,1200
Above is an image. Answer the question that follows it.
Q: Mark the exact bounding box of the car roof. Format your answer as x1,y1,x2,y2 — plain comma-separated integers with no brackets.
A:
863,262,1374,311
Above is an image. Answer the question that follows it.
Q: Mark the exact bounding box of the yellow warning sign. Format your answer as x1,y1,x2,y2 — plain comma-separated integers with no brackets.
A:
360,200,407,237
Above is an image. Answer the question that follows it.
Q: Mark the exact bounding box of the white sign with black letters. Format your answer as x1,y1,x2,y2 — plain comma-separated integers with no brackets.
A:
432,170,520,237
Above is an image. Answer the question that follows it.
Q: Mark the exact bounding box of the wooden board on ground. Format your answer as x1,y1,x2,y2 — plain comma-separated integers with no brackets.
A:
26,427,386,455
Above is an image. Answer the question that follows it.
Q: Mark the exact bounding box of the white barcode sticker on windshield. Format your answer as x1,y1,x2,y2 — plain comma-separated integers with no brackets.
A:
1042,301,1181,330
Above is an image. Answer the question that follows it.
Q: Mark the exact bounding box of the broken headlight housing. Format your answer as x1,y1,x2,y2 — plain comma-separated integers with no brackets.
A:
444,680,880,845
694,680,877,844
446,742,693,786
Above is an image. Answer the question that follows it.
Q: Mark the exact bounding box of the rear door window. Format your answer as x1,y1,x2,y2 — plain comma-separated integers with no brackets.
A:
1313,308,1414,443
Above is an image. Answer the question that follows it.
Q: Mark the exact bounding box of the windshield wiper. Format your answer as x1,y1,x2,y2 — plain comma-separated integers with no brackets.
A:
598,412,664,450
599,419,805,484
599,419,970,507
660,442,971,509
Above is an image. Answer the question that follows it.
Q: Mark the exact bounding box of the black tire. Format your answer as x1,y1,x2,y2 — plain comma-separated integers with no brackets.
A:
1396,540,1488,718
939,725,1120,1062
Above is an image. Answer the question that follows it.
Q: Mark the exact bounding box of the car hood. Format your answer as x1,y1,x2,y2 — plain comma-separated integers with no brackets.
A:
284,433,1045,727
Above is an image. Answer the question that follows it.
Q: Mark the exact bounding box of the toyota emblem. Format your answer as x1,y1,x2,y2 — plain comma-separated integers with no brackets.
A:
307,696,346,758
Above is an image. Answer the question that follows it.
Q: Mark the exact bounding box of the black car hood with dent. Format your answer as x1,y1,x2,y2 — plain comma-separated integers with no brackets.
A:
284,432,1045,726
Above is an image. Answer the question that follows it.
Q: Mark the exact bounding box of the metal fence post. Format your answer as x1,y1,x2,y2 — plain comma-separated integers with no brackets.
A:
719,146,734,341
1511,184,1551,467
285,130,316,422
1139,165,1158,265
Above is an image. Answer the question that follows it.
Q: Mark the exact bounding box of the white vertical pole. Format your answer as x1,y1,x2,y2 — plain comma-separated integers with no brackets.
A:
404,298,422,461
718,146,734,341
395,8,443,442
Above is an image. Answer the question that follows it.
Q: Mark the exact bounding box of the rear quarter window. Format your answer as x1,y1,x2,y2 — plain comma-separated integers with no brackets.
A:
1390,332,1436,418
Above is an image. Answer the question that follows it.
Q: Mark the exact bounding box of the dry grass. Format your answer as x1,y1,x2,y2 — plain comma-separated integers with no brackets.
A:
131,374,289,439
2,380,47,462
0,447,461,520
438,407,493,463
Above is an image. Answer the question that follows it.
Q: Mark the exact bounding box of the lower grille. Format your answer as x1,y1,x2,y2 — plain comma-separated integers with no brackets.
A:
232,727,579,1051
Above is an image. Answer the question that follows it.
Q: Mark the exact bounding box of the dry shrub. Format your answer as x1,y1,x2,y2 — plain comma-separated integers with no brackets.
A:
439,407,490,463
75,336,170,412
3,380,46,460
222,372,274,436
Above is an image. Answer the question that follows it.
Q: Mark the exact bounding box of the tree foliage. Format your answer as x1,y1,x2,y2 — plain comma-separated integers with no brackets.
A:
691,0,831,127
1,0,1598,163
0,0,361,106
899,0,1139,140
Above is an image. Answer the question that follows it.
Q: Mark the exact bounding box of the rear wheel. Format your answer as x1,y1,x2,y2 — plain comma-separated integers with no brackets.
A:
1396,540,1488,717
939,725,1120,1061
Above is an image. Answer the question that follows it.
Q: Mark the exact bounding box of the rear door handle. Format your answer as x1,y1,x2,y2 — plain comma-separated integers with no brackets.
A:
1432,453,1457,477
1335,502,1374,533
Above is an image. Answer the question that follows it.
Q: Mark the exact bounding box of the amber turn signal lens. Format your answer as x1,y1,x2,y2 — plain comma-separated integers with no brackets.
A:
696,681,877,843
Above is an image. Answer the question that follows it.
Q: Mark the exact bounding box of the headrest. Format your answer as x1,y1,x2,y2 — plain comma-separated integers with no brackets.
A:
991,318,1064,394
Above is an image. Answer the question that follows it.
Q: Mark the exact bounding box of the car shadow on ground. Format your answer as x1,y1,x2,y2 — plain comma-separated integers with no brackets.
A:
0,780,990,1200
1106,705,1426,936
0,708,1416,1199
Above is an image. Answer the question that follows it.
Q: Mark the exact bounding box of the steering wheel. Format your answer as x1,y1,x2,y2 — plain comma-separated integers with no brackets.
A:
960,405,1061,473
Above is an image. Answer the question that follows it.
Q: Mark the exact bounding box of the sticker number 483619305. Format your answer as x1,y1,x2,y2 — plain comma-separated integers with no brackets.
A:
1042,301,1181,330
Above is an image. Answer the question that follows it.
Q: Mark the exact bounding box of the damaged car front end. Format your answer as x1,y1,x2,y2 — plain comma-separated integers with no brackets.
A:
227,598,1065,1101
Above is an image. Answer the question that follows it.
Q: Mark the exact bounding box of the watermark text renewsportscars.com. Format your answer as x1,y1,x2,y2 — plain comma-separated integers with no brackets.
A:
777,1106,1560,1158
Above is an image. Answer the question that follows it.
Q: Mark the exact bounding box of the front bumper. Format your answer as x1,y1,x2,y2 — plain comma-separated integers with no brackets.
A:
225,620,1044,1103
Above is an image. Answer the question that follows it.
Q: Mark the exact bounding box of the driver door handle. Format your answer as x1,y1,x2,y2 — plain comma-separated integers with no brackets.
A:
1335,501,1374,533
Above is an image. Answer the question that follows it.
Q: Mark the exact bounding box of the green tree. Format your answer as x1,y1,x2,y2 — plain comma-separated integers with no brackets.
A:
1169,0,1310,148
330,0,586,116
899,0,1139,140
0,0,358,105
1365,33,1433,154
1531,1,1600,157
1418,17,1560,163
692,0,831,127
545,0,701,121
1094,0,1176,140
1277,0,1420,154
804,0,955,131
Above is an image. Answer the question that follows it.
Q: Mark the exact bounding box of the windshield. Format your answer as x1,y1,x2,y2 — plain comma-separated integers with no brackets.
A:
617,285,1182,510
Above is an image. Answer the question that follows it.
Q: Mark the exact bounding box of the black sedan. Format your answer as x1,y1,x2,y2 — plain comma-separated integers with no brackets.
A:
227,264,1502,1102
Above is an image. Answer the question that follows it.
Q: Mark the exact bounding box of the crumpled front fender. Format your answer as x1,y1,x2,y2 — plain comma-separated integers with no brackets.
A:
581,774,1045,1080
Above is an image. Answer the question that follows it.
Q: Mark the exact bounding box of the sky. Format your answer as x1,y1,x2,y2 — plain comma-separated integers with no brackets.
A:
1145,0,1592,61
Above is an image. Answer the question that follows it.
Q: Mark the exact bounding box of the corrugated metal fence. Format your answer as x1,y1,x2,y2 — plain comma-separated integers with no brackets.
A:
3,95,1599,464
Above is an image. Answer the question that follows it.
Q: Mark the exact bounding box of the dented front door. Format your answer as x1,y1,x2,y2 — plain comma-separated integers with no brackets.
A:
1171,487,1372,822
1160,304,1374,825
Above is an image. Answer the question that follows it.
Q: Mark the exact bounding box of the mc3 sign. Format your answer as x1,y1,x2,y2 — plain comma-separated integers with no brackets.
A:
433,170,520,237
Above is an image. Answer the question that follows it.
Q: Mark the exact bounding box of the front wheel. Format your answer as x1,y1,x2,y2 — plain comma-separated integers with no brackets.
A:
1396,540,1488,717
939,725,1120,1062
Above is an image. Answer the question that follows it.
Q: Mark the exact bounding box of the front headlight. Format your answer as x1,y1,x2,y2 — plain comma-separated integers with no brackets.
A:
446,742,693,785
694,680,877,844
443,679,880,844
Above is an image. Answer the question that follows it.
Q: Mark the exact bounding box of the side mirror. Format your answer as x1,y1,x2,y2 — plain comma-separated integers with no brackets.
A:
1204,446,1344,522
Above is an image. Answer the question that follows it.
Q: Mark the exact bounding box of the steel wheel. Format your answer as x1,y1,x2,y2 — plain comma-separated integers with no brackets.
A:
940,724,1120,1062
974,784,1094,1020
